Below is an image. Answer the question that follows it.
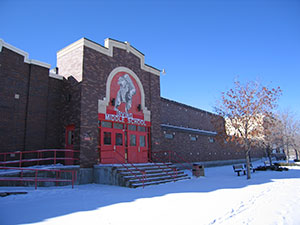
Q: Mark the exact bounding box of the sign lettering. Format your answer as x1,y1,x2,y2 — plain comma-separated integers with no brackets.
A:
105,111,146,126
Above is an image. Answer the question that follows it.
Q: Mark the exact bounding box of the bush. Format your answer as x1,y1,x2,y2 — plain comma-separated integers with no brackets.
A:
275,162,296,167
294,159,300,162
255,166,267,171
254,165,289,172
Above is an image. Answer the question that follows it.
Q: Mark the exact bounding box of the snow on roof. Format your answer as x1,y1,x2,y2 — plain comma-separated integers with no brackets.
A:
161,124,217,136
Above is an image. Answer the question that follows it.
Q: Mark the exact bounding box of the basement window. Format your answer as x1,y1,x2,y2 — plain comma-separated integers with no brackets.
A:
190,136,197,141
164,133,174,139
208,137,215,143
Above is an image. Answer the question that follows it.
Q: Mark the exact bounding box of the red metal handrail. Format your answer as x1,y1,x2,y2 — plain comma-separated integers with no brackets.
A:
0,149,80,167
0,166,77,189
148,158,178,182
152,150,193,171
113,152,146,188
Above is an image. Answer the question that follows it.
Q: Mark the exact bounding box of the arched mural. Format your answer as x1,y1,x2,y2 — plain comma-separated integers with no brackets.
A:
98,67,150,164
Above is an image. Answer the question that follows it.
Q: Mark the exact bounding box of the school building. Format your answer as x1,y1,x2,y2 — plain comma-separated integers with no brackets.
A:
0,38,264,169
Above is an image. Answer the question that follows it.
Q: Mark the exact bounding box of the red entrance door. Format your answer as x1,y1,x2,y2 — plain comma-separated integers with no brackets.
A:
65,125,74,165
127,125,148,163
100,122,126,164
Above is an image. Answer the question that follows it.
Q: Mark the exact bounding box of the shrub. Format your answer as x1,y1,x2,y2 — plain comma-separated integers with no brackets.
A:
275,162,296,167
254,165,289,172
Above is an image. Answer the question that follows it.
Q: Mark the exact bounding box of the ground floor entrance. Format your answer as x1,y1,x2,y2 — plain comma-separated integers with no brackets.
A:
99,120,150,164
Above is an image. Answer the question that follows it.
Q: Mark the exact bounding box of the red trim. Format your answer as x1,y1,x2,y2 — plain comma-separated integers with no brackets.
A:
98,120,151,164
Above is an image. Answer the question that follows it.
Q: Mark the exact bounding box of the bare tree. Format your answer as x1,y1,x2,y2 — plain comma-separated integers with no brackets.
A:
294,133,300,161
261,116,278,166
214,80,281,179
274,110,300,162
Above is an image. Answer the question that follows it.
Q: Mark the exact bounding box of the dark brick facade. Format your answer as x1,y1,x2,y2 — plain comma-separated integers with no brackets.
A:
159,98,264,162
0,45,63,152
57,39,162,167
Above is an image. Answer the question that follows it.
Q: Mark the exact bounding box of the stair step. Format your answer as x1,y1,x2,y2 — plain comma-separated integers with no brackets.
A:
129,174,189,184
115,162,191,188
118,168,175,175
131,176,191,188
113,162,172,168
123,171,185,179
116,165,176,172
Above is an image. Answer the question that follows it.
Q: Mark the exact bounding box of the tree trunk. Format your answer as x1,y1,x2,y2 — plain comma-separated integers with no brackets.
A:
295,149,299,161
285,146,289,163
245,150,251,179
285,140,290,163
266,146,273,166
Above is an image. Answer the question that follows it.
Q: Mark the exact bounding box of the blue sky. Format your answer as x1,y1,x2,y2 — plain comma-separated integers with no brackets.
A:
1,0,300,118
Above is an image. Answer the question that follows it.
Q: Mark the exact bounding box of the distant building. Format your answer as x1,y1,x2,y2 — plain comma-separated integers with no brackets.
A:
0,38,264,167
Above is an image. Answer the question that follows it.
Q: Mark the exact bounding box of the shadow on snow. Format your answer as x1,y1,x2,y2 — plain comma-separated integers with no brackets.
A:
1,163,300,225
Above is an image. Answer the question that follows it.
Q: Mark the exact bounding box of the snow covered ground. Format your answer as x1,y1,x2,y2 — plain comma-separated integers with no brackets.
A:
1,161,300,225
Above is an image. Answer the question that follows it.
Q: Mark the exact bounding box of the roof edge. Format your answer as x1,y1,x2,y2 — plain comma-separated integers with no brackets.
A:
0,39,51,69
161,97,216,116
57,37,161,76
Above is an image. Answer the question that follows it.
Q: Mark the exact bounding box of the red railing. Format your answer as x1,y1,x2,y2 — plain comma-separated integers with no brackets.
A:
148,158,178,182
0,167,77,189
0,149,80,167
114,151,147,188
151,150,193,171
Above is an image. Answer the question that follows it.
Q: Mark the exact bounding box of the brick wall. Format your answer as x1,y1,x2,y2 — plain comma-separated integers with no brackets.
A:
25,64,50,150
0,46,63,152
0,47,29,151
159,98,264,162
45,77,64,149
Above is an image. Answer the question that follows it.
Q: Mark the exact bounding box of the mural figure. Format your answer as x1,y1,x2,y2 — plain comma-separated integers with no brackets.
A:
114,74,136,113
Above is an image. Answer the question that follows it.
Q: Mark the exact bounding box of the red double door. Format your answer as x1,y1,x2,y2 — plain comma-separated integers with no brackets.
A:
100,122,148,164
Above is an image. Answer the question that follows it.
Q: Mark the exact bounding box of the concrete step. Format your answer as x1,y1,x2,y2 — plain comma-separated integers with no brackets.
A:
118,168,175,176
116,165,176,172
131,176,191,188
123,171,185,179
129,173,189,184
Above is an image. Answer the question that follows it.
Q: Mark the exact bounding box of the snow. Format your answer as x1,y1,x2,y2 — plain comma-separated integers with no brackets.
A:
1,162,300,225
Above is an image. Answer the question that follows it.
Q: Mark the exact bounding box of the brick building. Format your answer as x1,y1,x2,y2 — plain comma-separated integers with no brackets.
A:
0,38,264,168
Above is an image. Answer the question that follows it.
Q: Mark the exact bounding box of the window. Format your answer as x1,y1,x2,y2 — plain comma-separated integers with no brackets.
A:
66,94,72,102
164,133,174,139
138,126,146,132
208,137,215,143
115,133,123,146
190,136,197,141
114,123,124,129
102,121,112,128
67,130,74,145
128,125,136,131
140,136,146,147
103,132,111,145
130,134,136,146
